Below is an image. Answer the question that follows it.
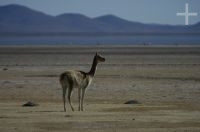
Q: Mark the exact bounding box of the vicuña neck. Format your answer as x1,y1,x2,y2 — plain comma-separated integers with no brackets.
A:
88,56,98,77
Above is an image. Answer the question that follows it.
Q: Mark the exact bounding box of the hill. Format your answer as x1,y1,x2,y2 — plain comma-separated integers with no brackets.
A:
0,4,199,34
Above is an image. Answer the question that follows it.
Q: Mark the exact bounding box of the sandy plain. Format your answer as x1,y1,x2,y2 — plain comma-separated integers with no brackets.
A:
0,45,200,132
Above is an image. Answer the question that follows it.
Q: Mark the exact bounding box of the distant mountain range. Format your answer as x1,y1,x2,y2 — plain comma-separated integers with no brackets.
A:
0,4,200,34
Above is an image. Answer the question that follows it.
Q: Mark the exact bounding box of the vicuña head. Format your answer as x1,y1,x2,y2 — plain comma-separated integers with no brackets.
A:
60,52,105,112
95,52,105,63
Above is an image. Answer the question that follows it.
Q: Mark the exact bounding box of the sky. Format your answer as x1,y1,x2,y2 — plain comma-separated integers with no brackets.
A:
0,0,200,25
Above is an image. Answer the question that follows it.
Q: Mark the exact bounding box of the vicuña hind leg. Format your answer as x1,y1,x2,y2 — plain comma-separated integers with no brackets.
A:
62,86,67,112
78,88,81,111
68,87,74,111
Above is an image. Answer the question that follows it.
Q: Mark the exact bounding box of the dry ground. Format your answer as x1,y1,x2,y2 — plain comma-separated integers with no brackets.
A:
0,45,200,132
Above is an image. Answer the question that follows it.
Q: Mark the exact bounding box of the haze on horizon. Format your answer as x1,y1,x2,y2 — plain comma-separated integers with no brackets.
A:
0,0,200,25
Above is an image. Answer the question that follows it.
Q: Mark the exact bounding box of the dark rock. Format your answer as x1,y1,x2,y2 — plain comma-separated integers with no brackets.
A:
3,68,8,71
124,100,140,104
22,101,38,107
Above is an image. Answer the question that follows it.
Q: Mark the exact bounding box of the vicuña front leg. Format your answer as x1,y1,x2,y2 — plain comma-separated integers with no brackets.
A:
81,88,86,111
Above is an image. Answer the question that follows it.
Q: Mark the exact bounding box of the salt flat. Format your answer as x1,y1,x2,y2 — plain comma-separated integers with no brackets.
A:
0,45,200,131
